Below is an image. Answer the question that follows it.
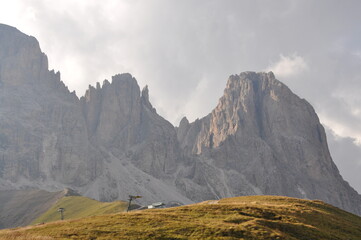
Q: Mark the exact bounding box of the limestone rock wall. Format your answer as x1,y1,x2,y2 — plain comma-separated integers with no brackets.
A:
176,72,361,214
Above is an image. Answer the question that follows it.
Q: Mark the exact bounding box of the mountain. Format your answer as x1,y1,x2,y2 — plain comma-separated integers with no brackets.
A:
0,23,360,216
0,24,190,206
1,195,360,239
175,72,361,214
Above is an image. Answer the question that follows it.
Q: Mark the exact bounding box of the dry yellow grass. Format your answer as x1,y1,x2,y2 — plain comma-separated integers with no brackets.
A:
31,196,129,225
1,195,360,240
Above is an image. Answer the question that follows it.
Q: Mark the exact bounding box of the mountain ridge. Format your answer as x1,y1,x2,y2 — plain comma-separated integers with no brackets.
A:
0,24,360,216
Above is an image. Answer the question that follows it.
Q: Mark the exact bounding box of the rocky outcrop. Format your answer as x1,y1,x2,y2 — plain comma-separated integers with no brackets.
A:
0,24,360,215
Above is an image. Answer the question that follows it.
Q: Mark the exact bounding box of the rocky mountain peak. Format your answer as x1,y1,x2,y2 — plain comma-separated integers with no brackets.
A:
180,72,283,153
0,24,49,87
200,71,295,150
175,71,361,215
179,116,189,128
111,73,136,85
224,71,282,104
141,85,156,112
141,85,149,101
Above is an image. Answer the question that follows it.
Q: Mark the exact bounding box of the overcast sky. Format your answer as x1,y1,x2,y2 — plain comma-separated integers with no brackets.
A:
1,0,360,193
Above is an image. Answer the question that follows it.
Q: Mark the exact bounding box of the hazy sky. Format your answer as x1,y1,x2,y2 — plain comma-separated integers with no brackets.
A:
1,0,360,193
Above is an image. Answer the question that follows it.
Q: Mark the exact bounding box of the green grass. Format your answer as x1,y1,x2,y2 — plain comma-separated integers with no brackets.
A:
31,196,128,224
1,195,360,240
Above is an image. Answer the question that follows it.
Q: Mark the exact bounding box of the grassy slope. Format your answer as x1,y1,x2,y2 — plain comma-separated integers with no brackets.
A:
32,196,129,224
1,195,361,240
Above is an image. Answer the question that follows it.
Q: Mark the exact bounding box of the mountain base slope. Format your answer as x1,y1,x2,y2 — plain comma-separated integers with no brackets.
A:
1,195,360,240
31,195,130,225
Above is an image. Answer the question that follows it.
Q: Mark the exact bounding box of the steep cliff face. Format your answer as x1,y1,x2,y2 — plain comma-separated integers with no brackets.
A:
78,74,185,202
176,72,361,214
81,74,180,176
0,24,98,188
0,24,360,215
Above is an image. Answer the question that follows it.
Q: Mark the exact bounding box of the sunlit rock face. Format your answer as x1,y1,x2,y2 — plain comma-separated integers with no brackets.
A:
176,72,361,215
0,24,360,215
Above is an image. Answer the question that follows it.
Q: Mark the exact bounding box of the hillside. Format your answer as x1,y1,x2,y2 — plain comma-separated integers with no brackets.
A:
1,196,360,240
32,196,129,224
0,189,130,230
